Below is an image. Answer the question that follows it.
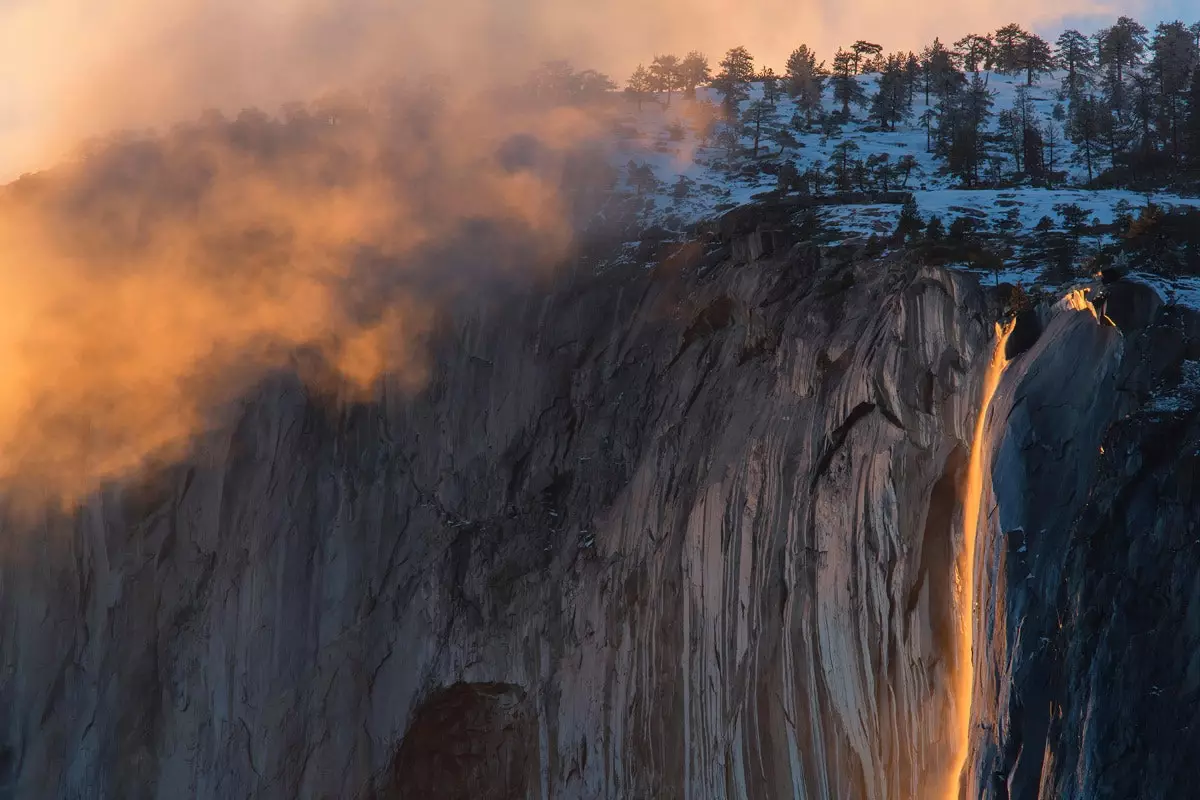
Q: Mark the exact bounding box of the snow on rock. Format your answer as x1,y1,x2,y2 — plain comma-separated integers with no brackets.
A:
601,70,1199,240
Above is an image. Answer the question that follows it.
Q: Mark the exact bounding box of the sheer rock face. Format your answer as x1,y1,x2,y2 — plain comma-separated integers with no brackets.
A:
0,246,993,800
970,292,1200,799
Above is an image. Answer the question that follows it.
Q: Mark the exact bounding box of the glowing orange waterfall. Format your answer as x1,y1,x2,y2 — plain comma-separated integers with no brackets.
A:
943,319,1015,800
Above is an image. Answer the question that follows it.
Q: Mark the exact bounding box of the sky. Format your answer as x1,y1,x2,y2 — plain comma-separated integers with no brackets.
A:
0,0,1196,180
0,0,1194,503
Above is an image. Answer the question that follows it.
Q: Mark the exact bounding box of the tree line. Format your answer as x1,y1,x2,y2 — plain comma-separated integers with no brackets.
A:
615,16,1200,189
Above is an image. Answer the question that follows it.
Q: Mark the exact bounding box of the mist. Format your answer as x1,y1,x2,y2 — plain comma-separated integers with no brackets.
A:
0,0,1120,503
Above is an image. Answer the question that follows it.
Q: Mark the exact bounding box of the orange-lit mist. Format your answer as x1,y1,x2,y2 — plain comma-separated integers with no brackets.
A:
943,319,1015,800
0,0,1121,502
0,87,602,504
1,0,1121,179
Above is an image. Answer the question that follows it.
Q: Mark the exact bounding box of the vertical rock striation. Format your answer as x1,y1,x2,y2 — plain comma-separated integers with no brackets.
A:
0,240,996,799
969,282,1200,798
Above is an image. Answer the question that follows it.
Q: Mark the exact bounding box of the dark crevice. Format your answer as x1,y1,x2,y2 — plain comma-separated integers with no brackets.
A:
810,402,877,490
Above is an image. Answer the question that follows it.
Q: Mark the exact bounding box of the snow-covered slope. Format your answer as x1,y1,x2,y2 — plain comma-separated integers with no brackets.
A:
604,70,1200,236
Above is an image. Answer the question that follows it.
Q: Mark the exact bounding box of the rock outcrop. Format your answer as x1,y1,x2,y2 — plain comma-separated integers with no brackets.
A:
0,236,995,799
968,284,1200,798
6,207,1199,800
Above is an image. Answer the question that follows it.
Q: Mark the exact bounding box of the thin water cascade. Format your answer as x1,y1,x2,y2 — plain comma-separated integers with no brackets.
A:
943,319,1015,800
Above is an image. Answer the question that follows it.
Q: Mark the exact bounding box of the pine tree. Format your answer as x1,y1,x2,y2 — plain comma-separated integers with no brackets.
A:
713,46,756,116
954,34,993,74
925,215,946,240
1018,33,1055,85
904,52,922,106
679,51,712,98
1129,71,1157,162
1150,21,1200,161
852,41,884,74
742,100,778,158
871,54,911,131
1043,120,1063,183
1188,68,1200,167
1068,94,1106,181
761,67,781,107
1015,86,1041,175
947,73,994,186
625,65,653,111
898,154,922,188
1097,16,1149,122
919,107,937,151
922,38,965,106
866,152,895,190
770,126,800,154
829,140,862,189
649,55,682,107
992,23,1028,74
784,45,828,122
832,49,867,115
573,70,617,102
1056,29,1094,100
998,108,1023,174
895,197,923,241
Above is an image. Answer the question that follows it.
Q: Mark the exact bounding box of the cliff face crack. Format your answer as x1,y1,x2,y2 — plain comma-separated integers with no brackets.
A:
810,401,877,489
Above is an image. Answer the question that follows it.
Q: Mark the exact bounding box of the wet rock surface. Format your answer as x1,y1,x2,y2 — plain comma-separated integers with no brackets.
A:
0,234,994,799
970,285,1200,799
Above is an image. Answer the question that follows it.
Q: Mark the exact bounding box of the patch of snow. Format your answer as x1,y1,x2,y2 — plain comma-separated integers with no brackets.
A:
1127,273,1200,312
1147,360,1200,414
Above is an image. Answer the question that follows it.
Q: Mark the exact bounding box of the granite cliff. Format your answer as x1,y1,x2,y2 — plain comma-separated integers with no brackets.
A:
1,209,1198,799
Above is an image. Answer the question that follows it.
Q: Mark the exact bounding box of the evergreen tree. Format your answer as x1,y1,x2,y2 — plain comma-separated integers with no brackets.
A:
897,154,922,187
954,34,993,74
925,215,946,240
770,126,800,154
895,196,924,241
871,54,912,131
761,67,781,107
573,70,617,102
832,48,867,115
865,152,896,190
1185,68,1200,167
713,46,756,116
1188,68,1200,167
904,52,922,106
946,73,994,186
919,107,937,151
1043,120,1063,183
998,108,1024,173
1015,86,1042,175
922,38,965,106
679,51,712,98
1018,33,1055,85
1056,29,1094,100
852,41,884,74
1129,71,1157,161
1150,21,1200,160
649,55,682,106
1068,94,1106,181
625,65,653,111
784,45,828,122
1097,16,1149,122
742,100,778,158
828,140,862,189
992,23,1028,74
